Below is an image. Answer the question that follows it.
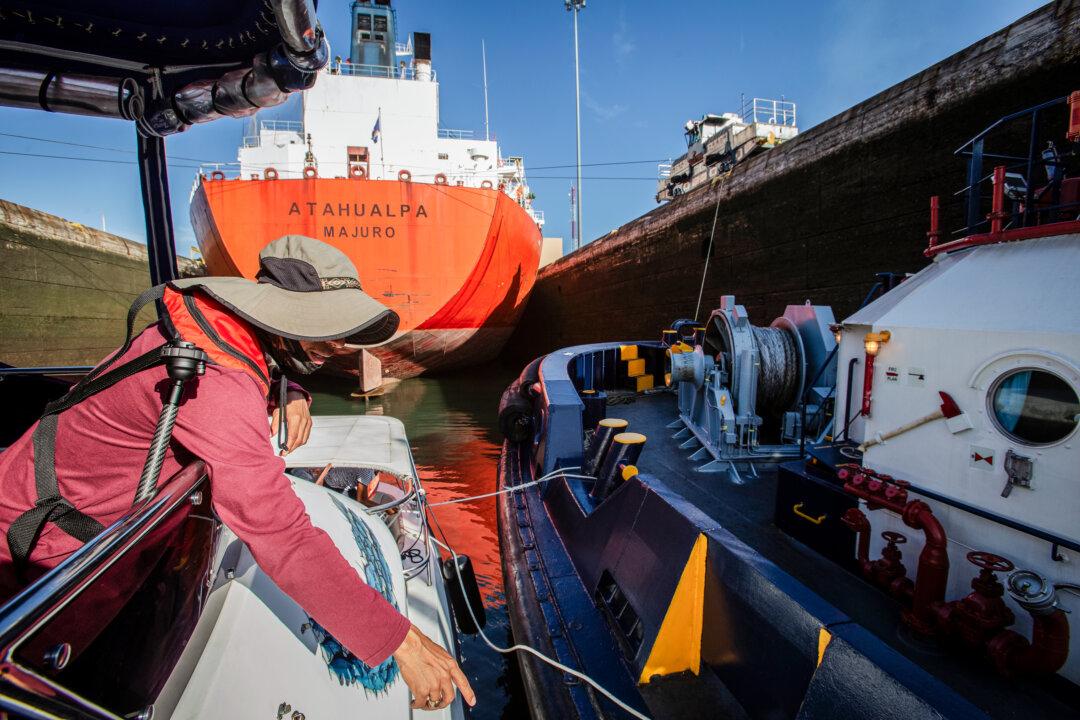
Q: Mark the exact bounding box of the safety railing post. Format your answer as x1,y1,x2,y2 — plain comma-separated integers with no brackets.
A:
989,165,1006,234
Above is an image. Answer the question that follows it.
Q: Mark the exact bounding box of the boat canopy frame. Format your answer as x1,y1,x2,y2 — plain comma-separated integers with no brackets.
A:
0,0,332,290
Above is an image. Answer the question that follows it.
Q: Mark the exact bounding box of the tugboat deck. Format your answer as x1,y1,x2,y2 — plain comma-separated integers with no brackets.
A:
614,391,1078,719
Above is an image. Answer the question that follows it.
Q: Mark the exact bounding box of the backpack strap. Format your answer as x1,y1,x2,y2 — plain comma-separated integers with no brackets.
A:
7,415,106,568
7,284,185,575
57,284,170,402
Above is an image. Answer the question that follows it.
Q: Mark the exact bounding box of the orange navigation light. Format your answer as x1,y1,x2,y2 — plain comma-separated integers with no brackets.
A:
861,330,891,418
863,330,891,357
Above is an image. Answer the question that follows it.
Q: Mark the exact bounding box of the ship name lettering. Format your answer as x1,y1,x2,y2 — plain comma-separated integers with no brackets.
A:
323,226,397,239
289,202,427,218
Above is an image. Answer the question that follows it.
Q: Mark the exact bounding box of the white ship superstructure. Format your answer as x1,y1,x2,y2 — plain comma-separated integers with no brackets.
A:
233,0,543,226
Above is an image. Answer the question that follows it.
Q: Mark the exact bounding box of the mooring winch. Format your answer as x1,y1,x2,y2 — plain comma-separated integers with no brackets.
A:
669,295,837,479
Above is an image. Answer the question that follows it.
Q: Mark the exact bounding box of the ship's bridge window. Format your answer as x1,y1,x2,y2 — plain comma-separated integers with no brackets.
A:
374,15,388,32
358,14,372,30
989,368,1080,445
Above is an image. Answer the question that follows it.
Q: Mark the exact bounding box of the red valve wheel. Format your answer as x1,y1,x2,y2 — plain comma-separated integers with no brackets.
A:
881,531,907,544
966,551,1014,573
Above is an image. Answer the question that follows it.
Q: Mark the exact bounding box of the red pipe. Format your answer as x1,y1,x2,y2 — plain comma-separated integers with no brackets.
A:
1068,89,1080,143
988,165,1007,234
842,508,872,573
988,610,1071,677
842,472,949,637
861,351,876,418
924,218,1080,257
900,500,950,636
926,195,941,251
841,467,1071,677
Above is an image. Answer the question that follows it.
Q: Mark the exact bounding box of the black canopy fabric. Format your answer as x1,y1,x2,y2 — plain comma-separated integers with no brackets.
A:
0,0,326,135
0,1,291,69
0,0,328,286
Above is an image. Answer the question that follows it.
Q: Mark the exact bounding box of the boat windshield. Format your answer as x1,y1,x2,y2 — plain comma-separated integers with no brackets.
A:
0,465,212,718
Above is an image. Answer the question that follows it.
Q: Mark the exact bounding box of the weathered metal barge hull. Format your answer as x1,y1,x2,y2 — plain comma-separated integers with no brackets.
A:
506,2,1080,362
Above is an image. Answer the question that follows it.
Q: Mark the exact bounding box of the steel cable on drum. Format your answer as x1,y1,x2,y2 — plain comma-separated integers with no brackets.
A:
751,325,800,413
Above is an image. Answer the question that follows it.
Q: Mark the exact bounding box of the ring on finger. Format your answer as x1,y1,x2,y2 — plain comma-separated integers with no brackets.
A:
426,696,439,709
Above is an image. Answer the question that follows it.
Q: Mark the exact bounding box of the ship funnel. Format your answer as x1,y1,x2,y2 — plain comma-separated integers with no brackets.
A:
413,32,432,82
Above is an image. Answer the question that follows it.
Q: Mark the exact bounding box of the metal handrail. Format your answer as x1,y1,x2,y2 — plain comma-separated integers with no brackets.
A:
0,464,207,719
437,128,474,139
0,464,206,642
259,120,303,132
952,95,1072,235
740,97,797,127
335,62,436,81
953,95,1067,154
0,367,93,377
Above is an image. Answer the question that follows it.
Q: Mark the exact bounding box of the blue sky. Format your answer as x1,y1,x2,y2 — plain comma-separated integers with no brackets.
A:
0,1,1045,257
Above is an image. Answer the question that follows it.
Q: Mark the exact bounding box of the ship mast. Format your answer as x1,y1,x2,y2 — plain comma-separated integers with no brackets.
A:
482,40,490,142
566,0,585,250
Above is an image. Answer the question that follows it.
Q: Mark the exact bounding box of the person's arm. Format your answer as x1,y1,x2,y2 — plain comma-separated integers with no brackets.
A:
172,371,475,708
269,377,312,455
173,371,408,664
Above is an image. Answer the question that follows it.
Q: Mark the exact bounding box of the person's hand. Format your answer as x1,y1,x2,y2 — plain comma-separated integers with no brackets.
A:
393,624,476,711
270,390,312,456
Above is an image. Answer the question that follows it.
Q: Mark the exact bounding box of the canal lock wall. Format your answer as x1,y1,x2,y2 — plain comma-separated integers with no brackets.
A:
0,199,202,368
505,2,1080,362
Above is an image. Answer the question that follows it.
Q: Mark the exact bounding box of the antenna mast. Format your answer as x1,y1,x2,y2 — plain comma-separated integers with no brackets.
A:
566,0,585,250
482,40,490,141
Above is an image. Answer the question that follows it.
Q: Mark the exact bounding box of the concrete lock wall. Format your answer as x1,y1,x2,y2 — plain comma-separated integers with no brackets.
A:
0,199,202,368
506,2,1080,362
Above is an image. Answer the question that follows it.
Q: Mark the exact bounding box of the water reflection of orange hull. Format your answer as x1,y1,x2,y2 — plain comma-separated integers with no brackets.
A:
419,459,503,598
191,177,542,377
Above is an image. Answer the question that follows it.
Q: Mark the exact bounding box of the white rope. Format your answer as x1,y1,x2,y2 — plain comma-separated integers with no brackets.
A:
693,174,731,322
425,503,652,720
426,467,593,507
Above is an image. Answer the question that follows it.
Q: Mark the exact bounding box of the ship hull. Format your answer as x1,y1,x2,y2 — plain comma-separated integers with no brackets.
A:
191,176,542,377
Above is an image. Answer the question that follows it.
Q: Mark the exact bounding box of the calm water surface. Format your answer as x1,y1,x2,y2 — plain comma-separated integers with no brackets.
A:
306,365,528,720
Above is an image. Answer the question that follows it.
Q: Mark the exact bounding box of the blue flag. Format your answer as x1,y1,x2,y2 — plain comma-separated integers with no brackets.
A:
371,111,381,143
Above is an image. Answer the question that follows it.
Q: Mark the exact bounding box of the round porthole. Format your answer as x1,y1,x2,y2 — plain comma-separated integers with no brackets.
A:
989,368,1080,446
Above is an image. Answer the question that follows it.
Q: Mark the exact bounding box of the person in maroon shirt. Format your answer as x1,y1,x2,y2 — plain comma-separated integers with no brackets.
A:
0,236,474,712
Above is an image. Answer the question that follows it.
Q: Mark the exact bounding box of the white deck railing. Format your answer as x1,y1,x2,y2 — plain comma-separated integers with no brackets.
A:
740,97,797,127
332,62,437,82
242,120,304,148
437,128,475,140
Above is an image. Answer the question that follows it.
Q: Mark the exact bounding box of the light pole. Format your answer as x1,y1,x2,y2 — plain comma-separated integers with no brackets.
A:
566,0,585,250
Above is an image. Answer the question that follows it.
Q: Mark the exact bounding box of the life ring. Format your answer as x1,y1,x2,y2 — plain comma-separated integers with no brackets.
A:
303,166,318,179
350,165,366,179
434,173,448,185
480,180,493,189
264,167,279,180
398,169,412,182
210,170,225,181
